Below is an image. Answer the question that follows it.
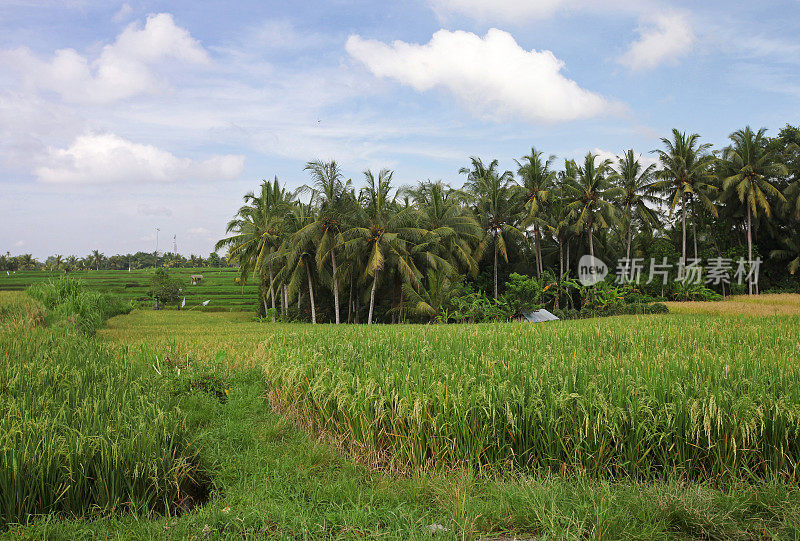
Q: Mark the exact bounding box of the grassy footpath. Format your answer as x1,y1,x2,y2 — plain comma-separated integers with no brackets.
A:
0,269,257,312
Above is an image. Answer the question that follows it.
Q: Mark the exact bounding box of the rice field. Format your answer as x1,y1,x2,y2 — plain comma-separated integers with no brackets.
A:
0,268,257,312
665,293,800,316
5,290,800,537
0,292,210,528
100,307,800,482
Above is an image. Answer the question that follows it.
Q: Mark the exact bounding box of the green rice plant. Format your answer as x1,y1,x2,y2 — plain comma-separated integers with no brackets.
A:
27,277,131,335
0,293,45,330
0,327,210,528
259,316,800,481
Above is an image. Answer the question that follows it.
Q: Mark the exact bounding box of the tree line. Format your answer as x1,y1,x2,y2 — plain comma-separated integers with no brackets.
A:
215,125,800,324
0,251,230,272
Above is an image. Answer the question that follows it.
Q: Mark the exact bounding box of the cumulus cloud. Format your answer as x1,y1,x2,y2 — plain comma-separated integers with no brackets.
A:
0,13,208,103
618,13,695,70
427,0,646,23
346,28,616,123
35,133,244,184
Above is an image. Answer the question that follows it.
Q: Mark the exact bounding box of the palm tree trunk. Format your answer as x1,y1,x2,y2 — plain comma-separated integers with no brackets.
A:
692,200,698,260
331,251,340,324
681,195,687,263
588,226,595,260
747,205,753,295
368,270,379,325
559,240,564,279
534,227,542,277
347,274,353,323
626,220,633,262
493,234,499,300
268,262,275,322
306,262,317,324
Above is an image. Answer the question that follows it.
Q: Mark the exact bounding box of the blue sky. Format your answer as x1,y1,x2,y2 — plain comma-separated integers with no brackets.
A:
1,0,798,258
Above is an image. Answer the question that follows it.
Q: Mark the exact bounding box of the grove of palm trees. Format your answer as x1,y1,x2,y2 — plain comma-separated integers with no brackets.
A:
217,125,800,324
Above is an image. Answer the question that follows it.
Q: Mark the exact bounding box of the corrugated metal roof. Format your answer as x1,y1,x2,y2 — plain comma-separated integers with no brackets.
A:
521,309,560,323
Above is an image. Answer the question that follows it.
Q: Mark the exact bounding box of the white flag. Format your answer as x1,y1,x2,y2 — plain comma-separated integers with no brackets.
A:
181,297,186,308
201,300,210,306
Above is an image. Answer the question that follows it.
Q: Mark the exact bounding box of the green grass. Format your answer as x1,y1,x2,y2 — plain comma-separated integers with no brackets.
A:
0,268,258,312
28,278,132,335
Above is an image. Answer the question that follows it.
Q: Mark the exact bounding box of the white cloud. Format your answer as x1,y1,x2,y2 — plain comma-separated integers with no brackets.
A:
618,13,695,70
427,0,647,23
346,28,616,124
112,3,133,23
0,13,208,103
593,148,659,169
187,227,212,237
137,203,173,217
35,133,244,184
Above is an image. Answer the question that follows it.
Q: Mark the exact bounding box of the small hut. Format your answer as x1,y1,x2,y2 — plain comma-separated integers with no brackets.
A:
190,274,204,285
519,309,560,323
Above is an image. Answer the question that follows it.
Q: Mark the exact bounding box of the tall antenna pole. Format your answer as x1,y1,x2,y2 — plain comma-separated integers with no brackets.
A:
173,234,177,254
155,227,160,268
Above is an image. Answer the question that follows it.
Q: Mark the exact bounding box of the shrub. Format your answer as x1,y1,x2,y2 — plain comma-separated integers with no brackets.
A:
27,278,131,335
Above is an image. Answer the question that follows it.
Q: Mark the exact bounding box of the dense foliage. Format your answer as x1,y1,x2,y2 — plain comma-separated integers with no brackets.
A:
216,126,800,323
27,277,131,335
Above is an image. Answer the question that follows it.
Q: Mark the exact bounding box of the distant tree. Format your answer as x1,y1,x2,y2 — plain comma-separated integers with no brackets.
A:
652,130,718,262
516,147,557,277
720,127,787,294
615,149,661,262
565,153,623,261
462,157,524,299
149,268,184,309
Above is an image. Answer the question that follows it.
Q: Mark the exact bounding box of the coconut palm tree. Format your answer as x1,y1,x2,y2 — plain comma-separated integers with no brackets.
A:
405,180,481,277
652,130,718,262
399,269,456,323
771,237,800,275
565,153,623,262
516,147,557,276
88,250,105,271
615,150,662,261
215,177,293,319
343,169,423,324
299,160,352,324
721,127,788,294
461,157,524,299
273,202,320,323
